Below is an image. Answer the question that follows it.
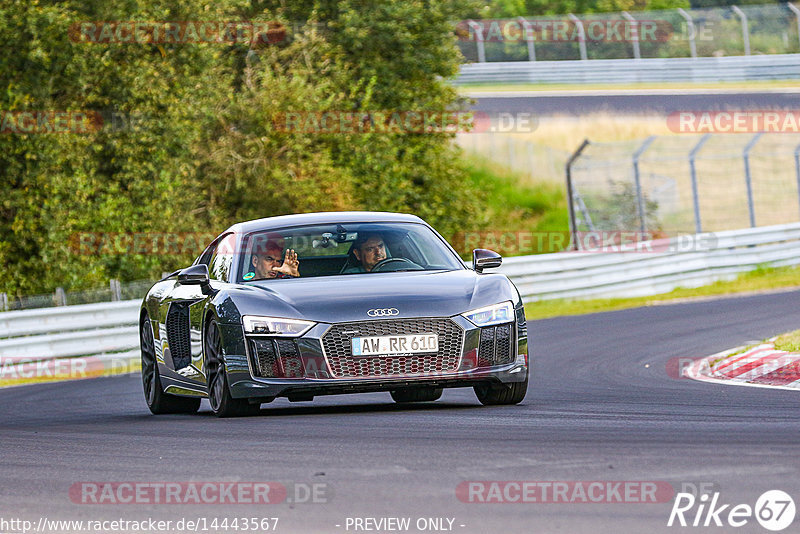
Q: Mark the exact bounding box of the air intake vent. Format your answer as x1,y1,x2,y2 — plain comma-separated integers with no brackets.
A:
250,338,305,378
477,323,514,367
165,303,191,369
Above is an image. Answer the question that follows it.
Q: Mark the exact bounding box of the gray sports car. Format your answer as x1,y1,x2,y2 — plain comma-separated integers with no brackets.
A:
139,212,529,417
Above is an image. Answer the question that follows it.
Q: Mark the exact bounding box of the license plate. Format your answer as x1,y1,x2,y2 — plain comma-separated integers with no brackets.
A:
351,333,439,356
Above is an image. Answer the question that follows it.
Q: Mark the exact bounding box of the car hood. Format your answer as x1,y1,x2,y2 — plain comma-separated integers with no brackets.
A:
221,270,518,323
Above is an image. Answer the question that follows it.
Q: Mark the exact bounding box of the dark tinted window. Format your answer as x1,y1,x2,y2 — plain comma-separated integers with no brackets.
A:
237,222,463,281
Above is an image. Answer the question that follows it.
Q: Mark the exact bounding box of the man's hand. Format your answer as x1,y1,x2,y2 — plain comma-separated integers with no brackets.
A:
272,249,300,277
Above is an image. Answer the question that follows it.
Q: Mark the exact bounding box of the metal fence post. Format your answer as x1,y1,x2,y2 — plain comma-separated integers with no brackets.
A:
622,11,641,59
688,134,711,234
467,20,486,63
110,279,122,301
568,14,588,60
632,136,656,234
743,132,762,228
731,6,751,56
789,3,800,51
0,293,7,312
566,139,591,250
794,142,800,221
677,8,697,58
54,287,67,307
519,17,536,61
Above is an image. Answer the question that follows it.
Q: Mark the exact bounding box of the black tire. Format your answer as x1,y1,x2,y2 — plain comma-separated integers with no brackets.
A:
474,373,528,406
205,320,260,418
140,315,201,415
390,387,443,403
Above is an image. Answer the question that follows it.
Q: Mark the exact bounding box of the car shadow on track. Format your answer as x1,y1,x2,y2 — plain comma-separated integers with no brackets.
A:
198,400,486,418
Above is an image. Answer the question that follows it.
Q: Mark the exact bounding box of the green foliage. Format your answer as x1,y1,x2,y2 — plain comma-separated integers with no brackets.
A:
582,181,661,234
456,156,569,256
1,0,502,296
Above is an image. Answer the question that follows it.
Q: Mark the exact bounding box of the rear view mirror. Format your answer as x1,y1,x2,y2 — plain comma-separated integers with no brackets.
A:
473,249,502,273
178,264,210,285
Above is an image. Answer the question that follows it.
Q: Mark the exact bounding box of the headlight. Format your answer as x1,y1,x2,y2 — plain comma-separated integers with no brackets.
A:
242,315,315,337
461,301,514,327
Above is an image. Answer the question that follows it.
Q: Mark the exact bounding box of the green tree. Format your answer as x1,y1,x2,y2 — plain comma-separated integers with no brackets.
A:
1,0,485,296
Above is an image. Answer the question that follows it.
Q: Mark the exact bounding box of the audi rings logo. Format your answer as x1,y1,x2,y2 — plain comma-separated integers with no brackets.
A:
367,308,399,317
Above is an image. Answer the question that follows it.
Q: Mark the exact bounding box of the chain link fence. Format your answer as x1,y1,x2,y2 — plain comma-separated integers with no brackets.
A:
458,3,800,62
567,133,800,237
0,279,156,311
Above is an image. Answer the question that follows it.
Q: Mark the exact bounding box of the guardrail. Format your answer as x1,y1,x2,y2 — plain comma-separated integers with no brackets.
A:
0,300,142,375
498,222,800,301
455,53,800,84
2,221,799,366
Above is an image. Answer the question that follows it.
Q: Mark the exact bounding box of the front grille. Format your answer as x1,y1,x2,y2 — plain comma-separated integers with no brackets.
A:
250,338,304,378
321,318,463,378
477,323,514,366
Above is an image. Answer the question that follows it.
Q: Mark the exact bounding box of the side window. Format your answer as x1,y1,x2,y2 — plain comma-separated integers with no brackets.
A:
197,242,215,267
208,234,236,282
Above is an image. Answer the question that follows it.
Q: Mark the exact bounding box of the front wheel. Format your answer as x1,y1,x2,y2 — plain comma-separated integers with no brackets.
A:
140,315,200,415
205,320,260,418
390,387,443,403
474,373,528,406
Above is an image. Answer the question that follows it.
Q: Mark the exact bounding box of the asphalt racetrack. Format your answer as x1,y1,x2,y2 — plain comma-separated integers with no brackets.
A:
3,290,800,533
470,90,800,116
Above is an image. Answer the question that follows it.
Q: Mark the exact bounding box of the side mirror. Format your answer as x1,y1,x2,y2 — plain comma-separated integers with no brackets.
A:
473,249,502,273
178,264,210,285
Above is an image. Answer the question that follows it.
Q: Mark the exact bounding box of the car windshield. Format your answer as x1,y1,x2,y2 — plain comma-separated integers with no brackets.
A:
237,222,464,281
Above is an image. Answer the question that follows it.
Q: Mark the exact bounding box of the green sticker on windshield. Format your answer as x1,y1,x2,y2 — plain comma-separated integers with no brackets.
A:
243,271,255,280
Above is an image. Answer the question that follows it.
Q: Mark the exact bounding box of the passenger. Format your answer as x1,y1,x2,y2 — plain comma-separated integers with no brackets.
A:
246,240,299,280
344,233,388,273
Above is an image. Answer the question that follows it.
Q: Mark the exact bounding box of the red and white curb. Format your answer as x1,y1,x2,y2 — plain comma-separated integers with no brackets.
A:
684,341,800,391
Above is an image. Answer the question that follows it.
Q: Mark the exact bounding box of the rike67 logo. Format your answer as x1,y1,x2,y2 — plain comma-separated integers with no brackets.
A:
668,490,795,531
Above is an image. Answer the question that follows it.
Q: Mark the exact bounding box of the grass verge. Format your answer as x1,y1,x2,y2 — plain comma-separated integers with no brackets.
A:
525,264,800,320
461,154,568,255
774,329,800,352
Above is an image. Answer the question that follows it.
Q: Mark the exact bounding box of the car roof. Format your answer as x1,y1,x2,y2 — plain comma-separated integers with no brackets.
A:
226,211,426,235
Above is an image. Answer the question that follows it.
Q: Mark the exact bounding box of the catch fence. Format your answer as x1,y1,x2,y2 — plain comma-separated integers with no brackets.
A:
566,133,800,240
458,3,800,62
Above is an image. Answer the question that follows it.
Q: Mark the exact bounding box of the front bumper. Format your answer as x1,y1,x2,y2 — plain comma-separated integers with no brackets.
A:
220,313,529,401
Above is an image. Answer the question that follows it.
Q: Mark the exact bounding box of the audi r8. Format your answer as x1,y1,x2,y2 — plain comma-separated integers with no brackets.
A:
139,212,529,417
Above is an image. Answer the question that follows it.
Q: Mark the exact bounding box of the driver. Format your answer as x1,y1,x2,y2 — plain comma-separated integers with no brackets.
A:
345,233,387,273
